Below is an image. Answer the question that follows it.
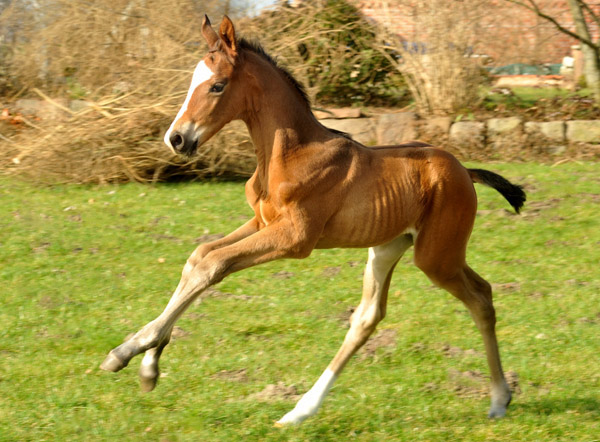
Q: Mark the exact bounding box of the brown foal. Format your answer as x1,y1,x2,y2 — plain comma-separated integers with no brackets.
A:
101,15,526,424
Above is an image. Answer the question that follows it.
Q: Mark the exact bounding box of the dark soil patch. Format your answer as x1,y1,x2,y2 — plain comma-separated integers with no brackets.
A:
170,326,190,340
491,282,522,294
347,260,363,268
506,370,521,395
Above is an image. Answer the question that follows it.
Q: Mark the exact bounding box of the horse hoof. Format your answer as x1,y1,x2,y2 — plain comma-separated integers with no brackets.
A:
100,352,127,372
139,369,158,392
488,390,511,418
139,376,158,392
488,406,507,419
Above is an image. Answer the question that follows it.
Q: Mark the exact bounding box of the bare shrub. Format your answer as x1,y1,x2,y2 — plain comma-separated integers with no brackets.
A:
0,0,258,183
373,0,489,115
2,106,255,184
239,0,405,105
0,0,404,183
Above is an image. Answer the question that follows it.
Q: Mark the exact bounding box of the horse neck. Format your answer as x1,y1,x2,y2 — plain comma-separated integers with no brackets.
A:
240,53,326,182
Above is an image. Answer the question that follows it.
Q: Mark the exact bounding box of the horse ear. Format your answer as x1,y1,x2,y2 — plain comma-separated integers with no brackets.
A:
219,15,237,56
202,15,219,48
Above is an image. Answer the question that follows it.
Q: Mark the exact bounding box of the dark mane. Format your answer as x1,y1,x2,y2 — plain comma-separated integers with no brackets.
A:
237,38,352,141
238,38,311,107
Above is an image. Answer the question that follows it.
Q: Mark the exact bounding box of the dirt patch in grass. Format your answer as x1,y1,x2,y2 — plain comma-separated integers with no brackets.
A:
322,266,341,278
440,343,484,358
447,369,521,398
506,370,521,395
337,305,355,327
520,198,563,218
448,369,489,398
196,287,252,303
211,368,248,383
248,382,300,402
360,328,397,359
271,271,295,280
491,282,522,294
170,326,190,340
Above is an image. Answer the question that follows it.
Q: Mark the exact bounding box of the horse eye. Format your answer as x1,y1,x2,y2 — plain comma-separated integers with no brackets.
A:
209,83,225,94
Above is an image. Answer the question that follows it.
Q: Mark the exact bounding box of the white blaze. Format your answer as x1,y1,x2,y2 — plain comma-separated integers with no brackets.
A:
164,60,215,148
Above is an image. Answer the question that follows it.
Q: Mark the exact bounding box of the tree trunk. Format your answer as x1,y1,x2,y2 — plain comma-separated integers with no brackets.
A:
566,0,600,102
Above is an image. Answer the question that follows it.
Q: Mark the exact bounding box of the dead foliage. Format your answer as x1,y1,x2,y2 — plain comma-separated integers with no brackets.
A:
1,104,255,184
0,0,257,183
0,0,404,184
0,1,597,184
373,0,489,115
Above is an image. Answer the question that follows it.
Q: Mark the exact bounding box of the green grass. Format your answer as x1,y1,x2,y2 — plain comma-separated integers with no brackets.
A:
1,162,599,441
482,86,592,112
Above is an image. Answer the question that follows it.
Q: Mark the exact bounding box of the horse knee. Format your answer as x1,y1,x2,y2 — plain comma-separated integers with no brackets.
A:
181,250,228,288
186,243,213,269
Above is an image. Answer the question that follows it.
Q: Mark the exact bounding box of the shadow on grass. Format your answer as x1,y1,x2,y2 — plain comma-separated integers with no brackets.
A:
516,396,600,418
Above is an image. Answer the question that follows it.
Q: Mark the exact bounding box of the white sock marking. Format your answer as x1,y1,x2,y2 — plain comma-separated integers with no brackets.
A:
276,369,337,425
141,351,156,368
164,60,215,148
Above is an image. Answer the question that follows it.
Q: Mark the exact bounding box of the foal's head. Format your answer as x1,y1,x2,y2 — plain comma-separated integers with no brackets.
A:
164,16,245,156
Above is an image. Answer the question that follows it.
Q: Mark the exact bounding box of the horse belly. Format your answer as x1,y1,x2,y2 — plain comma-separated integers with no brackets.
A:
316,196,419,249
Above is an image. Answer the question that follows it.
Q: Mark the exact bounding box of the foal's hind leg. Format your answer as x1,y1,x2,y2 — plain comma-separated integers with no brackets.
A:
276,234,413,425
414,234,512,418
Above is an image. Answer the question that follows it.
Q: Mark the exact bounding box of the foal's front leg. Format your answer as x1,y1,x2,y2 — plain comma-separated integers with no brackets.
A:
136,218,262,390
100,219,314,390
99,244,225,378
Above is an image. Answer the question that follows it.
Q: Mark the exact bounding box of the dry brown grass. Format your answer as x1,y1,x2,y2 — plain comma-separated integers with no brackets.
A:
0,0,256,183
0,0,402,183
1,1,592,184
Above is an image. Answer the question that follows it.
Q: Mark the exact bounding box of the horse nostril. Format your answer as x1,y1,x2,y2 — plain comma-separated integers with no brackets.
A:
170,132,184,150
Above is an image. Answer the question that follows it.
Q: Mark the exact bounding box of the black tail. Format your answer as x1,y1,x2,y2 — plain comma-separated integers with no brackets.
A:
468,168,526,214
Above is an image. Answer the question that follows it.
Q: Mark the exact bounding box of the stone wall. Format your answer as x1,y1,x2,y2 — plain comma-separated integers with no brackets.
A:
8,99,600,152
319,110,600,154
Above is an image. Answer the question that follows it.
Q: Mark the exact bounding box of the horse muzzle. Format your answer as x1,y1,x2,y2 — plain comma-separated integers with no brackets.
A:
164,123,205,157
169,131,198,157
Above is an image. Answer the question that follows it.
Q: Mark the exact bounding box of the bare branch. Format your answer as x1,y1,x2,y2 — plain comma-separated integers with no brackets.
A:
505,0,598,48
576,0,600,39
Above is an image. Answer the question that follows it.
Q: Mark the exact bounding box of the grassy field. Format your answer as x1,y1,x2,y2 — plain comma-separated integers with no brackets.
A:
482,87,598,120
1,162,598,441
